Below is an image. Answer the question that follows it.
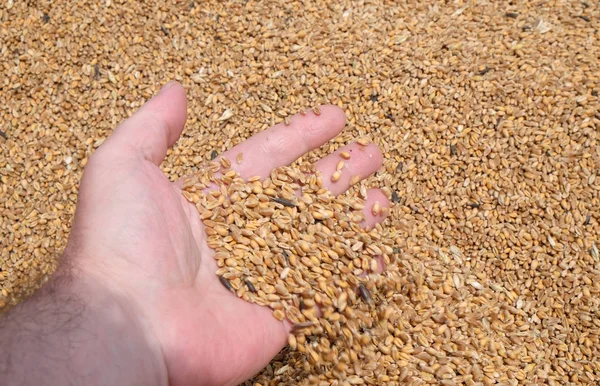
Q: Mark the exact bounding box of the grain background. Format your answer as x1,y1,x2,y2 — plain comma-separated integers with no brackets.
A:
1,0,600,384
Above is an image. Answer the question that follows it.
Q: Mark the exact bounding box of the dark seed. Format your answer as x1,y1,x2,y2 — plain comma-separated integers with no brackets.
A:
592,90,598,97
358,283,372,304
505,12,519,18
392,191,400,203
584,214,591,226
244,278,256,293
299,298,306,311
450,144,457,156
94,64,101,80
369,93,379,102
291,321,317,331
385,112,394,121
161,25,169,35
307,335,319,343
210,150,218,160
583,2,589,8
0,130,7,140
282,249,290,265
42,13,50,23
495,116,504,129
396,162,404,172
469,202,481,209
218,276,234,292
522,25,531,31
271,197,297,208
478,67,491,75
578,15,591,22
189,1,195,8
393,247,401,255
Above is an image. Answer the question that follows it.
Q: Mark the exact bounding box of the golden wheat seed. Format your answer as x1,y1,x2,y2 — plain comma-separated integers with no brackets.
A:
273,309,285,321
331,170,342,182
288,334,298,350
336,161,344,171
357,138,370,146
284,116,291,126
236,152,243,164
339,151,351,160
220,157,231,169
312,106,321,115
372,201,381,216
370,258,378,272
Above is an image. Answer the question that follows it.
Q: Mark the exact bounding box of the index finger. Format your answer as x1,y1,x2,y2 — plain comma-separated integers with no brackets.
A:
219,106,346,179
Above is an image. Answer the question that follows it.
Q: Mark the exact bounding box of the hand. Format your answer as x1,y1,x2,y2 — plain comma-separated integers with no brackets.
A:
64,81,390,386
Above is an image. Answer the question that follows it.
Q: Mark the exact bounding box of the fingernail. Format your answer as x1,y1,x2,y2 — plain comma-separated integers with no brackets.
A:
158,81,177,95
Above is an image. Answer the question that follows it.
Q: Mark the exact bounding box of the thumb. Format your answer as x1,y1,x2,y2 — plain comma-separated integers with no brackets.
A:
102,81,188,165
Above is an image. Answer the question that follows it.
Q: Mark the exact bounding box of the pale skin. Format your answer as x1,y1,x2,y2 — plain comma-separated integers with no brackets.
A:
0,81,389,386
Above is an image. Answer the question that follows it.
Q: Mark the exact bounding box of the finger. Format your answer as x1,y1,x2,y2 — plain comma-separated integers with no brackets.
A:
103,81,187,165
362,188,390,230
207,280,288,385
159,274,288,386
313,142,383,196
218,105,346,179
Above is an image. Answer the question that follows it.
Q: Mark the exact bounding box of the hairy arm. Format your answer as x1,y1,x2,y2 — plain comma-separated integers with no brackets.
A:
0,254,167,386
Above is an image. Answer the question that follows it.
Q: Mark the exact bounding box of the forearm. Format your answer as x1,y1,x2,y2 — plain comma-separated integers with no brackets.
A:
0,255,167,386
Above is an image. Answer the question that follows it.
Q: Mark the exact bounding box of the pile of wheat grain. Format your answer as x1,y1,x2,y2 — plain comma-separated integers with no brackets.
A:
1,0,599,384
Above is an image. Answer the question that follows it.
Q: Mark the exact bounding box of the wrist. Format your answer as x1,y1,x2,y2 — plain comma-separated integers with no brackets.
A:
68,254,169,386
0,253,168,386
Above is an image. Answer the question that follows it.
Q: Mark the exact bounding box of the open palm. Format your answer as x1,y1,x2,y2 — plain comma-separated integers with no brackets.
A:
66,82,389,386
